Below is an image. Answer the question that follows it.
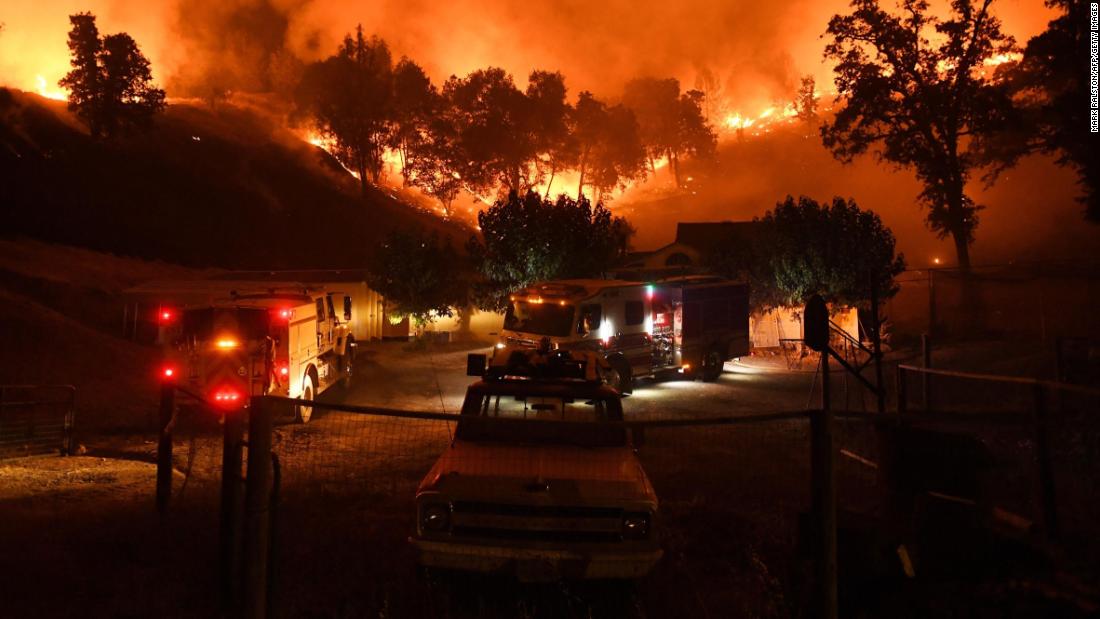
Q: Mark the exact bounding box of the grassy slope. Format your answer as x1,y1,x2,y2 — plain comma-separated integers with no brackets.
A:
0,89,465,269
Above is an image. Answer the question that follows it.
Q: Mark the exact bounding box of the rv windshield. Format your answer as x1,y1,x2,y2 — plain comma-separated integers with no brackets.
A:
503,301,575,337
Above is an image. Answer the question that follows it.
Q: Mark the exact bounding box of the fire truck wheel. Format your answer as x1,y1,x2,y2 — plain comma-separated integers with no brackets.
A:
701,348,725,382
604,357,633,394
297,375,315,423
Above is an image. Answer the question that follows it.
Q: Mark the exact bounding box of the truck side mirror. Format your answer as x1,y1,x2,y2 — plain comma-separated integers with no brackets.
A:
343,296,352,321
466,353,487,376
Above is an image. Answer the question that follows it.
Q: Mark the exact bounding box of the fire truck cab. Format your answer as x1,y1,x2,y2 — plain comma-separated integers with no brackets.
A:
160,290,356,422
498,277,750,393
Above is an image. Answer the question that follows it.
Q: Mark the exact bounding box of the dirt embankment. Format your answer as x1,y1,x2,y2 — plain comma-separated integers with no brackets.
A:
0,239,206,434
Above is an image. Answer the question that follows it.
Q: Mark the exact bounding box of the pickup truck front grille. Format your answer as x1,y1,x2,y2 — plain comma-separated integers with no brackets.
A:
450,501,625,543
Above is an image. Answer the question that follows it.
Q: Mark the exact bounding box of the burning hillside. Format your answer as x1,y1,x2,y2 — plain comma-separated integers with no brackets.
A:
0,88,461,268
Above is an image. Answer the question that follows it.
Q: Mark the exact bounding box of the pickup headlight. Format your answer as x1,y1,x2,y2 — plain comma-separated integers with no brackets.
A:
622,512,651,540
420,503,451,533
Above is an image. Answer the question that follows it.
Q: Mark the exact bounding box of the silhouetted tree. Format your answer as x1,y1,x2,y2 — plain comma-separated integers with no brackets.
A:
444,68,535,195
622,77,715,187
468,191,634,310
526,70,577,198
822,0,1016,269
793,75,818,124
389,57,437,183
988,0,1099,221
573,92,648,200
407,113,465,216
59,13,165,139
295,26,394,194
710,196,906,310
366,229,467,325
693,65,723,122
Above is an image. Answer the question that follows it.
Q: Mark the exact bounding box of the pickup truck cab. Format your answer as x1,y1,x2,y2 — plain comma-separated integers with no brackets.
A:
411,347,661,581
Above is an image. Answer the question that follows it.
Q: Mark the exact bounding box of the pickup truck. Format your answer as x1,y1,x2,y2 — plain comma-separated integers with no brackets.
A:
411,347,661,581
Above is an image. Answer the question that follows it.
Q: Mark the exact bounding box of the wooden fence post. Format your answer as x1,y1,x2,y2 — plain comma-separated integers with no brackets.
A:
921,334,932,413
243,397,274,619
156,383,174,514
871,281,886,414
896,365,908,415
220,408,246,611
812,351,838,619
1032,383,1059,539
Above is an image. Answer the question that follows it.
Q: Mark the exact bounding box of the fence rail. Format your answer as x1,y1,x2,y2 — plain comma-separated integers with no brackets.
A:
0,384,75,459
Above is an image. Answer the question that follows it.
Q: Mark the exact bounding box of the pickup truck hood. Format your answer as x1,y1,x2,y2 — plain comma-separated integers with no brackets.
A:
419,441,656,506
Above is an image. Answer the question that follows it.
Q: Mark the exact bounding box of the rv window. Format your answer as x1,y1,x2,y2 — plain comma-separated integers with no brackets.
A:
625,301,644,326
325,295,336,321
503,301,575,337
343,296,352,321
315,298,326,322
578,304,602,335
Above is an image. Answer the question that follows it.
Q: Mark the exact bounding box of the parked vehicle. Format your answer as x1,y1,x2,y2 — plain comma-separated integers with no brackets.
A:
497,276,750,392
412,346,661,580
159,290,357,422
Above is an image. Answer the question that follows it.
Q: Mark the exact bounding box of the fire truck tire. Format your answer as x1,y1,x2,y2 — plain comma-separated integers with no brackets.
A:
701,347,725,382
339,337,355,386
297,374,315,423
605,356,634,394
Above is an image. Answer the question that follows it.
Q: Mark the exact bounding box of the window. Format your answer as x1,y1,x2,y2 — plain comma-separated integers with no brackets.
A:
504,301,576,337
666,252,693,267
625,301,645,326
578,304,602,335
315,298,326,321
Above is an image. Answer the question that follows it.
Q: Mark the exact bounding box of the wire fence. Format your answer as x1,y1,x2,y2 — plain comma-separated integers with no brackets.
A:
258,402,818,618
150,364,1100,618
893,365,1100,546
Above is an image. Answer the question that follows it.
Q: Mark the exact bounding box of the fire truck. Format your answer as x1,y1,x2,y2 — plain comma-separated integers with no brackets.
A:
159,290,357,422
497,277,750,392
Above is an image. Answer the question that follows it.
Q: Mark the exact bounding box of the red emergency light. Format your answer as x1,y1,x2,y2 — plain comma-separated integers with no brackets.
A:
161,366,177,380
278,364,289,377
158,307,175,324
277,308,293,320
212,389,243,409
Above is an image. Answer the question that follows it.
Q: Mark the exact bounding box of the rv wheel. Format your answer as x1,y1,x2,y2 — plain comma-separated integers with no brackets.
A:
604,357,634,394
297,375,315,423
701,348,724,382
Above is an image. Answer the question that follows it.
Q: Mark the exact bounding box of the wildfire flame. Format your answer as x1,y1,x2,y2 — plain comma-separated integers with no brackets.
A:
35,75,68,101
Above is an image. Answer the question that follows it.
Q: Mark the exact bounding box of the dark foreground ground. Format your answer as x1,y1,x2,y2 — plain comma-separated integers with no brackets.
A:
1,340,1097,618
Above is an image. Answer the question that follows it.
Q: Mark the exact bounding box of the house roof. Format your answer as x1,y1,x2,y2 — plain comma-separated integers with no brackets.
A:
674,221,757,255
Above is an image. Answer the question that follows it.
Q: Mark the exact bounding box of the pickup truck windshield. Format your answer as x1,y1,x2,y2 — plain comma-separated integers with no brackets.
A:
503,301,575,338
457,392,626,448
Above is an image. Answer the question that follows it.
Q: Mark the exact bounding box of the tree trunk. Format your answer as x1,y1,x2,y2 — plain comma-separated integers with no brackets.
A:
669,149,681,188
544,163,557,199
951,230,971,271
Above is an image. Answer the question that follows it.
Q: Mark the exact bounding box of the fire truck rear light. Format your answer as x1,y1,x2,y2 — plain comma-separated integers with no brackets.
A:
278,309,293,320
279,365,289,376
213,390,241,404
159,308,174,323
162,367,176,379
